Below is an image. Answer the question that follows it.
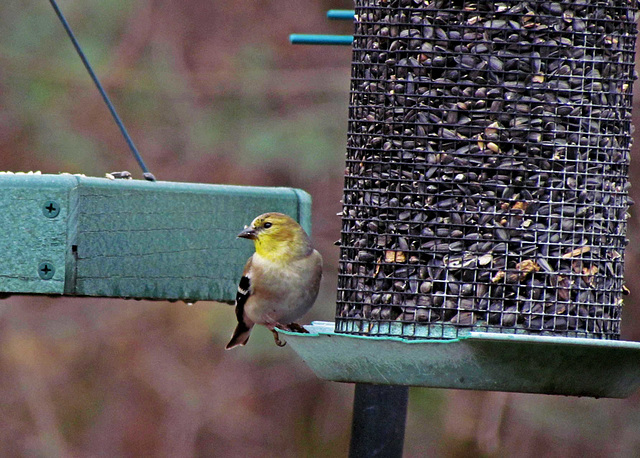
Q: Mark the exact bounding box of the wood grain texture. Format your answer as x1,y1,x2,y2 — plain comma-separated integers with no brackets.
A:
0,174,312,301
0,174,75,294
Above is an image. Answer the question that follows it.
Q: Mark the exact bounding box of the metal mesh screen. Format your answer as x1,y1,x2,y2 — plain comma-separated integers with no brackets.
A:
336,0,637,340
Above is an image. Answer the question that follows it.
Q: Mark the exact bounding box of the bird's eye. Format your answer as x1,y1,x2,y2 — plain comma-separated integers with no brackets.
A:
263,222,272,229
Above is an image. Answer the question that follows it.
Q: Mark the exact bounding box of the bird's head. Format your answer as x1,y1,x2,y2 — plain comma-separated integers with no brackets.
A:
238,212,312,261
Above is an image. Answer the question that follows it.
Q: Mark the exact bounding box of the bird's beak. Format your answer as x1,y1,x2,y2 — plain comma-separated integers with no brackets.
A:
237,226,257,240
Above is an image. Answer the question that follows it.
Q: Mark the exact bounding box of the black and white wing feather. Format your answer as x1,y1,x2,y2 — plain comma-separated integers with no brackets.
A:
225,258,255,349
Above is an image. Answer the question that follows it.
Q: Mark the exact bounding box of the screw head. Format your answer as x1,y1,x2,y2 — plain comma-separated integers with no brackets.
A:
43,201,60,218
38,262,55,280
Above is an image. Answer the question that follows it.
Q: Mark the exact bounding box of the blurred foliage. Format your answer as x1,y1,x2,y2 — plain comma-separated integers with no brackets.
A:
0,0,640,456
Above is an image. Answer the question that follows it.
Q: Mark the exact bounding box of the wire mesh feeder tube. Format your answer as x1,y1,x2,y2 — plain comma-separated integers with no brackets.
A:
336,0,637,340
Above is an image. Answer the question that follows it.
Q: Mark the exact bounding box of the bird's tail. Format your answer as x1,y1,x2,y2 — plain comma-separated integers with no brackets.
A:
226,321,253,349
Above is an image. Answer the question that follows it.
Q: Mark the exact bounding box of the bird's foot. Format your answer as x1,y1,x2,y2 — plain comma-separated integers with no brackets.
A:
284,322,309,334
271,329,287,347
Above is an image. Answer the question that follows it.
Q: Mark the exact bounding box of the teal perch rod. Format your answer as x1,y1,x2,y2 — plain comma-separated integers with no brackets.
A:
327,9,356,20
289,34,353,45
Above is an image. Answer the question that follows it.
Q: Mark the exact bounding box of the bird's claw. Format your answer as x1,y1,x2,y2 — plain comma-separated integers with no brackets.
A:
285,322,309,334
272,329,287,347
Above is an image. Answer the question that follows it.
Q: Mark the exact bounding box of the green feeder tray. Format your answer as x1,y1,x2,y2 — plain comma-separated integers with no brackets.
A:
278,321,640,398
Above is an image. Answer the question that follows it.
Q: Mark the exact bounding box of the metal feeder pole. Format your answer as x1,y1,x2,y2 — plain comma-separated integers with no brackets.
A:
349,384,409,458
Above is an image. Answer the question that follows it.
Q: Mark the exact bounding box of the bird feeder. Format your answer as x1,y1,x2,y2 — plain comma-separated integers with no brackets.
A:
284,0,640,400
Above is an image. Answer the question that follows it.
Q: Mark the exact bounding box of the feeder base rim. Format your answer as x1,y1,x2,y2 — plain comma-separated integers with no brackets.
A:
277,321,640,398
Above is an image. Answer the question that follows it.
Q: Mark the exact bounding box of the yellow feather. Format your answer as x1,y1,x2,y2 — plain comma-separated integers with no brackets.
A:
250,213,312,263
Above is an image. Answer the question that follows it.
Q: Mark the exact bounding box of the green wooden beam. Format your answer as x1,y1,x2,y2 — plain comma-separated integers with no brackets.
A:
0,174,311,302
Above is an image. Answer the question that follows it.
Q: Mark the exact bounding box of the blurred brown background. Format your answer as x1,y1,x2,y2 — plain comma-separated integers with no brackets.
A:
1,0,640,456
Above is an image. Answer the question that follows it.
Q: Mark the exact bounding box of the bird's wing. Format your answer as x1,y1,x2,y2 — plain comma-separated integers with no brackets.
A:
235,257,253,322
225,257,256,349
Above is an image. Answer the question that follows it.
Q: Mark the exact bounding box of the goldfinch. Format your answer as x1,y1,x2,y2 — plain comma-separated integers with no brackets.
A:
226,212,323,349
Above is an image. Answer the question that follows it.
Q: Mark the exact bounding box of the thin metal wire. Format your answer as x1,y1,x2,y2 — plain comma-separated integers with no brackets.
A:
48,0,156,181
